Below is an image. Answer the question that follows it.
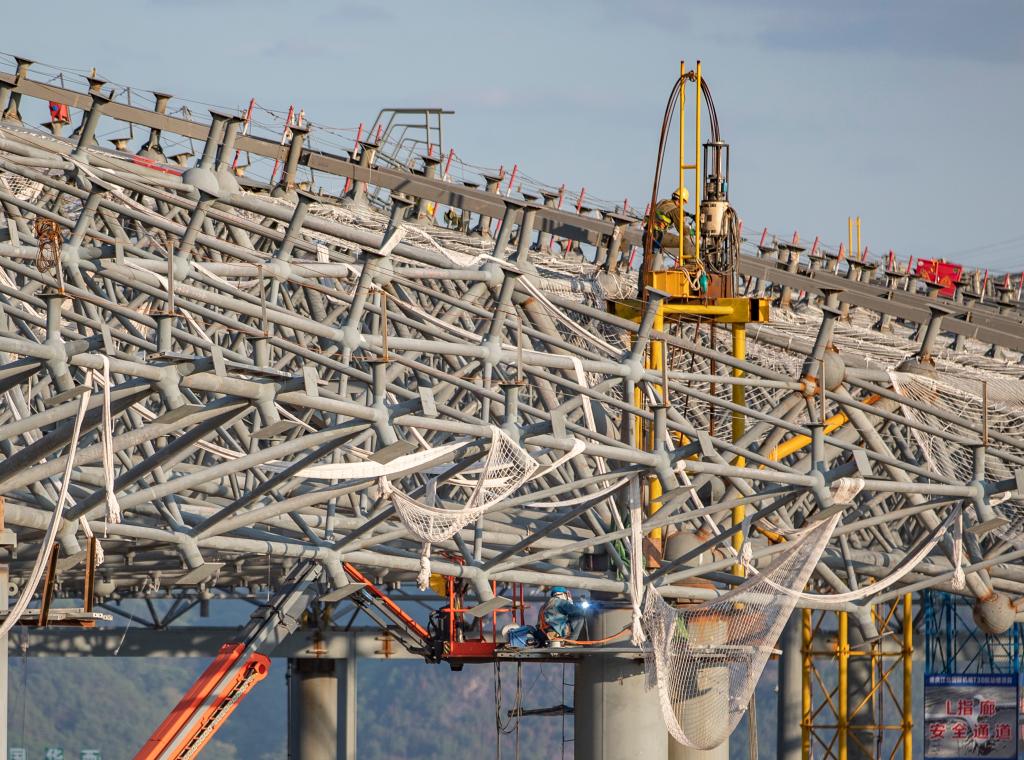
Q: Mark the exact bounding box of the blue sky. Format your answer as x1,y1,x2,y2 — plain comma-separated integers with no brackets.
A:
4,0,1023,270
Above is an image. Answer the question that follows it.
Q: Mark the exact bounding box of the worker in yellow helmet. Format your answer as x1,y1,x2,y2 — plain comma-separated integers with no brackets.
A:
649,187,696,263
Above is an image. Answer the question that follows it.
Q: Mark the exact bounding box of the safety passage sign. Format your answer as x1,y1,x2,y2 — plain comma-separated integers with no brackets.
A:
924,673,1019,759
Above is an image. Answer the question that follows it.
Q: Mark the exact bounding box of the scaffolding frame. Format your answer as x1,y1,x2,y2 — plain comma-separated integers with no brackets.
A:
801,595,913,760
923,590,1022,675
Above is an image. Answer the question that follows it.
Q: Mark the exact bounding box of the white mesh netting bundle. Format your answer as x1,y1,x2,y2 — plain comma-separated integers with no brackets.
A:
0,171,46,204
890,371,1024,543
764,304,1023,376
641,513,839,750
383,426,539,588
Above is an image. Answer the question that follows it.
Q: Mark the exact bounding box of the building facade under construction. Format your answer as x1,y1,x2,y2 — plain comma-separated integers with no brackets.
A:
0,54,1023,759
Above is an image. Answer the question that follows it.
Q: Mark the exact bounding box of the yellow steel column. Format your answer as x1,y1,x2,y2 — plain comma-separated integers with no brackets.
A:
694,60,702,267
802,608,812,760
903,593,913,758
856,216,862,261
649,308,665,545
679,59,686,232
838,611,849,760
731,323,746,576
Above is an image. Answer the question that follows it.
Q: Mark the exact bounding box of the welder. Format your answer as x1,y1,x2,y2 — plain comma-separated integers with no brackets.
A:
538,586,590,646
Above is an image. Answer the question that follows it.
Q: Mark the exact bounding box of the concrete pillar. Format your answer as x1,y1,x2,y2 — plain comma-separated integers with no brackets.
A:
458,181,479,232
659,531,731,760
0,498,9,760
777,614,802,760
670,736,729,759
848,627,877,760
778,243,803,310
0,562,6,760
279,125,309,191
288,656,356,760
666,611,730,760
139,91,172,160
575,607,667,760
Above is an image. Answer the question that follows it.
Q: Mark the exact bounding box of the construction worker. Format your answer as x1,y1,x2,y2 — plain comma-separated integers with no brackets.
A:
538,586,589,646
649,187,696,263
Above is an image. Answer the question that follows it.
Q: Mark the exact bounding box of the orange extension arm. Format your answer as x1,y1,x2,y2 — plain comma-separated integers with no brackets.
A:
134,642,270,760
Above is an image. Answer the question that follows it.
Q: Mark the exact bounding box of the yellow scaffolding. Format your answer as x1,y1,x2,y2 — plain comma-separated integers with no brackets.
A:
801,595,914,760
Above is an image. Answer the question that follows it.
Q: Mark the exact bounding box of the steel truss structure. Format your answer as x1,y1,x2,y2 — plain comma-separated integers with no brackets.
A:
1,53,1024,756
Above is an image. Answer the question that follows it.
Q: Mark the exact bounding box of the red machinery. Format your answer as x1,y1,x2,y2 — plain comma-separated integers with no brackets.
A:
915,258,963,297
134,561,323,760
134,644,270,759
135,560,441,758
430,574,525,664
136,559,530,756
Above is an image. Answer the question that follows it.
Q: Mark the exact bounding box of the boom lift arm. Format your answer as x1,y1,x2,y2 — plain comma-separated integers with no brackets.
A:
134,561,324,760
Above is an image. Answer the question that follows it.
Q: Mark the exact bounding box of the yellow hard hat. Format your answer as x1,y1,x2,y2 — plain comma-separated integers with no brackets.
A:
672,187,689,205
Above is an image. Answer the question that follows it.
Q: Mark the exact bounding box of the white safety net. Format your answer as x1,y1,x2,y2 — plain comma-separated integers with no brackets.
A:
890,371,1024,543
641,513,838,750
384,426,538,588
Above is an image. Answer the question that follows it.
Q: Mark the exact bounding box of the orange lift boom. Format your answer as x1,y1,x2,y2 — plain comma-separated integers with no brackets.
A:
134,561,323,760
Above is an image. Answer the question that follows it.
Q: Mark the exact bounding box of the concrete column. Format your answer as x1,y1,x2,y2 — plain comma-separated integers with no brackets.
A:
777,614,802,760
0,498,9,760
660,531,731,760
341,646,357,759
344,140,378,208
279,125,309,191
670,736,729,759
666,611,730,760
575,607,667,760
778,243,803,310
288,657,356,760
458,181,479,232
847,627,877,760
70,92,111,159
0,561,6,760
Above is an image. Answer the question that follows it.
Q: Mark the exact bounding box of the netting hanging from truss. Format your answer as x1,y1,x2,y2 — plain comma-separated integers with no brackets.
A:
890,371,1024,543
0,171,45,204
641,513,839,750
383,426,539,588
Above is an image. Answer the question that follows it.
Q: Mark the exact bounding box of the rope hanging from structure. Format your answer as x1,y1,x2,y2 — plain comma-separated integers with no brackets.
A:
33,217,63,286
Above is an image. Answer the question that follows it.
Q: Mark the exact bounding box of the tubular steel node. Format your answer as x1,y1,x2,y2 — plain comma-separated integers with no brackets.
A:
1,53,1024,756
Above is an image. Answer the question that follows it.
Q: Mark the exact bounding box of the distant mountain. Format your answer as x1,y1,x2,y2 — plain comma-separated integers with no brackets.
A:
6,655,573,759
8,594,782,759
